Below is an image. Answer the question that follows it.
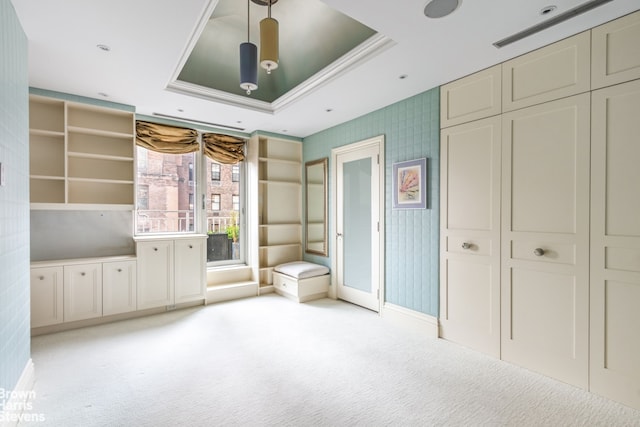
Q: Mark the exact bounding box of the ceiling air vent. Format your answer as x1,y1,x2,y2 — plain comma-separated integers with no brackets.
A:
493,0,613,48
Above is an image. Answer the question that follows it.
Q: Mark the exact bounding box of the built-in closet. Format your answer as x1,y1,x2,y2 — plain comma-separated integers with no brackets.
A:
439,10,640,410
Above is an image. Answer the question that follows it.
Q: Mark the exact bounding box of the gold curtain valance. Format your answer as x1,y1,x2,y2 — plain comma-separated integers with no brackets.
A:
135,120,199,154
203,133,246,164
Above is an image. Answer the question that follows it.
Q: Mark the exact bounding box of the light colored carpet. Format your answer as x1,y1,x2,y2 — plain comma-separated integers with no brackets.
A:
24,294,640,426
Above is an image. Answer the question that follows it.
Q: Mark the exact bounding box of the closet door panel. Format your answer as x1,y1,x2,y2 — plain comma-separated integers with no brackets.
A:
440,116,501,358
503,31,590,112
592,10,640,89
501,93,590,389
440,65,502,128
590,79,640,410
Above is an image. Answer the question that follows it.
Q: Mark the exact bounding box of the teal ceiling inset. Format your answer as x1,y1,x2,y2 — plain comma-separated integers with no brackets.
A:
177,0,377,103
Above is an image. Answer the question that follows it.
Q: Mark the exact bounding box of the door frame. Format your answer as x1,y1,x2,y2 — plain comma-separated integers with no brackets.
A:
330,135,385,312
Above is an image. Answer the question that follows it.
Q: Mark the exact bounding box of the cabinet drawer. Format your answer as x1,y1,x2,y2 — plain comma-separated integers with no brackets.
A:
502,31,590,112
273,272,299,297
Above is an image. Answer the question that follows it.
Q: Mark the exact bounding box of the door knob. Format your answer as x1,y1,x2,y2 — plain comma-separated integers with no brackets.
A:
534,248,545,256
461,242,472,250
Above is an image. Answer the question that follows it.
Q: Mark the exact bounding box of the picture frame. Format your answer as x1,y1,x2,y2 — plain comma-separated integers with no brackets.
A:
392,158,427,209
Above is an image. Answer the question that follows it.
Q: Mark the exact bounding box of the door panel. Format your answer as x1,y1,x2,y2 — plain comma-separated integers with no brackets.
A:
440,116,501,358
335,138,382,312
590,79,640,409
501,93,590,389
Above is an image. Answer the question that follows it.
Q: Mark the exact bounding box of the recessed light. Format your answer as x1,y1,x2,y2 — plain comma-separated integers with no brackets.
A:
540,5,557,15
325,108,333,113
236,120,243,124
424,0,460,19
177,108,184,113
282,129,288,133
98,92,109,97
399,74,408,80
96,44,111,52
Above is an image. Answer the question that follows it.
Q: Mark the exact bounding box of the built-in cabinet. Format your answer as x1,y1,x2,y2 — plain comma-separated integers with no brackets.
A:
257,137,302,287
30,256,136,329
439,10,640,410
136,236,207,310
28,95,135,209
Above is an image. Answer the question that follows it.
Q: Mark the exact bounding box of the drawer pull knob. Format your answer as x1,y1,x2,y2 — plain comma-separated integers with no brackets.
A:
154,247,158,251
39,276,44,280
117,269,122,273
189,245,193,249
81,272,86,276
461,242,472,250
534,248,545,257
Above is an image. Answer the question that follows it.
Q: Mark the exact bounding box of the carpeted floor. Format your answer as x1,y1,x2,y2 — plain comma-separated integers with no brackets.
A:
23,294,640,426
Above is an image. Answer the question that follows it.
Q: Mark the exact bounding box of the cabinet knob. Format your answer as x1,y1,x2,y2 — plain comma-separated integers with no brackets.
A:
461,242,472,250
81,272,86,276
534,248,545,257
39,276,44,280
117,269,122,273
154,247,158,251
189,245,193,249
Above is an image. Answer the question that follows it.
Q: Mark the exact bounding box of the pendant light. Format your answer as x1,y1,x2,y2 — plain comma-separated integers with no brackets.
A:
259,0,279,74
239,0,258,95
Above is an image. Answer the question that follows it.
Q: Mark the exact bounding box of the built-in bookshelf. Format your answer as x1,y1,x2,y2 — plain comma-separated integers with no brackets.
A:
29,95,135,209
257,137,302,287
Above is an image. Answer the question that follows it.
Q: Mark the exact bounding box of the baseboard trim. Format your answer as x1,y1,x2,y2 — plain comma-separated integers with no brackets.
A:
381,303,439,338
1,359,37,427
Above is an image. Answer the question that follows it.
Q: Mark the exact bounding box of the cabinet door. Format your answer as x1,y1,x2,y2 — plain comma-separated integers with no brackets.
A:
174,238,205,303
30,266,64,328
440,116,501,358
502,31,590,112
137,241,174,309
590,80,640,410
103,260,137,316
64,263,103,322
592,10,640,90
440,65,502,128
501,93,590,388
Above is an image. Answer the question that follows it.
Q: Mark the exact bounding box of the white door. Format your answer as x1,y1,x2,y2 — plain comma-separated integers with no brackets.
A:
440,116,501,358
590,79,640,410
501,93,590,388
333,136,384,312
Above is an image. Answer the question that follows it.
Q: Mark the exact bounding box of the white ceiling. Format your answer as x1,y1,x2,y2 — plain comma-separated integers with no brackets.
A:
10,0,640,138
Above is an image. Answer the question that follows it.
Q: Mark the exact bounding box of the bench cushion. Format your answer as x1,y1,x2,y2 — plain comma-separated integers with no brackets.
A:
274,261,329,279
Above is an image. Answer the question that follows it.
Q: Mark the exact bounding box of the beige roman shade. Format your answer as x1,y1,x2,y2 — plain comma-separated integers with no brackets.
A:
135,120,199,154
202,133,246,164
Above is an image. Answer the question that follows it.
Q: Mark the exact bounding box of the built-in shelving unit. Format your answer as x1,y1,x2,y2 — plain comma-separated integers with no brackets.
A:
258,136,302,287
29,95,135,209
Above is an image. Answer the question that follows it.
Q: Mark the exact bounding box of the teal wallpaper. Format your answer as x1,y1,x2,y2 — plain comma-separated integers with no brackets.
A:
0,0,31,396
303,88,440,316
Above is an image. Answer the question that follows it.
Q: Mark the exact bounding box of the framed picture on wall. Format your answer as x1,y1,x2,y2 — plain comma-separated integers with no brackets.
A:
392,158,427,209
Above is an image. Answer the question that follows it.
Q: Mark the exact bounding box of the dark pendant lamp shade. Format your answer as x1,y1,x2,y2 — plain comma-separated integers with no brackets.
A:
239,0,258,95
240,42,258,95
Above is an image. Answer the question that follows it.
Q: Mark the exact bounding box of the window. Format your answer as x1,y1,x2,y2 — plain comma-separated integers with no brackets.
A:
205,157,244,265
135,147,196,234
211,163,221,181
211,194,220,211
232,164,240,182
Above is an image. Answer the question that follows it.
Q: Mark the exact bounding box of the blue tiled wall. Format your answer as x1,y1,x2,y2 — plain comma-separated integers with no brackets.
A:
0,0,31,397
303,88,440,316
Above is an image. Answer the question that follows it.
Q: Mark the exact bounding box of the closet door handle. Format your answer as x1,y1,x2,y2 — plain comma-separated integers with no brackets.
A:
461,242,472,250
534,248,545,257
